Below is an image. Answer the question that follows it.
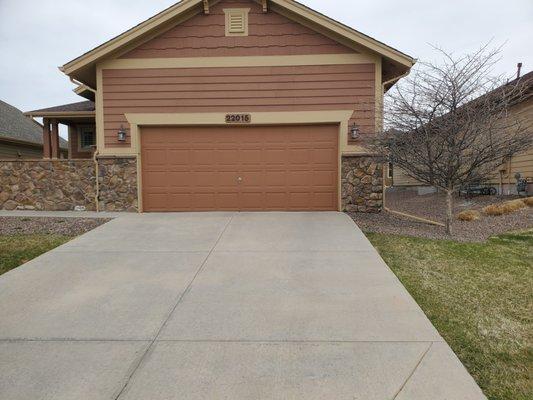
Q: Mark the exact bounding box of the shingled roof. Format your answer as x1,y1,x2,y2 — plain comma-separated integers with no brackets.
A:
0,100,68,148
26,100,95,115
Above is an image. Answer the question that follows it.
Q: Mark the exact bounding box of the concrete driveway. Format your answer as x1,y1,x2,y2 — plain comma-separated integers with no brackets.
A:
0,212,485,399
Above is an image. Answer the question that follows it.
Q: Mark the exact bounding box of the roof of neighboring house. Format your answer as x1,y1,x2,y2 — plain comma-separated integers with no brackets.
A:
0,100,68,148
26,101,95,115
60,0,416,87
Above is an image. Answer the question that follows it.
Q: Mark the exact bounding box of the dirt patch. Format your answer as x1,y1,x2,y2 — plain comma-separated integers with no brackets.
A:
0,217,111,236
350,190,533,242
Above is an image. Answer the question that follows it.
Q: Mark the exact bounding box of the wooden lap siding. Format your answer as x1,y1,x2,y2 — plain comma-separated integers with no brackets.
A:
102,64,376,147
120,0,354,59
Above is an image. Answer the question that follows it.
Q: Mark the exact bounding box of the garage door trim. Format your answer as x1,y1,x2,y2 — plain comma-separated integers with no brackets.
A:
123,110,355,212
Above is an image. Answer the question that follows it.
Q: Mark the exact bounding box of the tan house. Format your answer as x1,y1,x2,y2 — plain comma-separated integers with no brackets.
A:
391,70,533,195
0,100,67,159
4,0,415,212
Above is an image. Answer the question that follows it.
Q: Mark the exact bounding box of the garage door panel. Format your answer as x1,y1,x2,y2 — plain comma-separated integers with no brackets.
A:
264,149,287,165
167,150,190,164
313,148,337,164
264,170,287,186
289,149,313,164
143,149,167,166
313,171,337,186
141,125,338,211
143,171,169,188
216,149,240,165
216,192,240,209
314,192,337,208
287,171,312,186
289,192,311,208
191,150,216,165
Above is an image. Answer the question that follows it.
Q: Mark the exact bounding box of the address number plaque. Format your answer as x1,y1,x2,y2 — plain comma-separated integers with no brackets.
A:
225,114,252,124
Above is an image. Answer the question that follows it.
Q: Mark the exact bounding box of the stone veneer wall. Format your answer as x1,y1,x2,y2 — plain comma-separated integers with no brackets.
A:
0,157,138,212
97,157,138,212
341,155,384,213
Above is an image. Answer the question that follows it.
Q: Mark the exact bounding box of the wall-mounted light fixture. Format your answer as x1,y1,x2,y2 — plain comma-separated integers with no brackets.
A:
350,123,360,140
117,125,127,142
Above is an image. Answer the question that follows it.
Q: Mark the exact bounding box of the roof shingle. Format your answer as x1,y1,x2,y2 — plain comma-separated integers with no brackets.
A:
0,100,68,148
27,100,95,114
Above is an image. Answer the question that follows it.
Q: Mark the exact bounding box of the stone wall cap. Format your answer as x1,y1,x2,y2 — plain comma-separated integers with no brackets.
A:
96,155,137,160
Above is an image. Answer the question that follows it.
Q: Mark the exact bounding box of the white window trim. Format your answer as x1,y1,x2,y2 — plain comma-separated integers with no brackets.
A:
224,8,250,37
78,125,96,153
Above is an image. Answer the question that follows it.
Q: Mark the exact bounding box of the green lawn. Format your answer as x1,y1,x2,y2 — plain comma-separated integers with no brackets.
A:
366,230,533,400
0,235,73,276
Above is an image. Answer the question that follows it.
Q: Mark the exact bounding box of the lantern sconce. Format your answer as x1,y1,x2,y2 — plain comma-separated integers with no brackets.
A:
350,123,360,140
117,125,127,142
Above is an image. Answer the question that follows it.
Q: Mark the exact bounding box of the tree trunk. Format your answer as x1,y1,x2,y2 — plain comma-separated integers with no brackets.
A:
445,189,454,235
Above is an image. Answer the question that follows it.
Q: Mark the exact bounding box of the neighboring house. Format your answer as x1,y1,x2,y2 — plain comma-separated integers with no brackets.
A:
391,70,533,195
5,0,415,212
0,100,67,159
25,100,96,160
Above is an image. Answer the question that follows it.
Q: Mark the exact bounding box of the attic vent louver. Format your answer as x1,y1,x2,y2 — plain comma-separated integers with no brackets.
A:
224,8,249,36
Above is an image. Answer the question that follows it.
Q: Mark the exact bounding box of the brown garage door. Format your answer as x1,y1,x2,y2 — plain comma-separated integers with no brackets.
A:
140,125,338,212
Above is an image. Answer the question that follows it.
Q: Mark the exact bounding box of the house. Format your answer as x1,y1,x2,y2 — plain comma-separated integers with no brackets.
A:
0,100,67,159
390,70,533,195
1,0,415,212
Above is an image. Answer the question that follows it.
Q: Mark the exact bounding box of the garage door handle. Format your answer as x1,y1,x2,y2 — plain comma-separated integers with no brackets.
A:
237,177,243,182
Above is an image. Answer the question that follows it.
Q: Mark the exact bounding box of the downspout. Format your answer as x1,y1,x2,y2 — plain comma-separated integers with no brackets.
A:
93,150,100,212
380,69,445,227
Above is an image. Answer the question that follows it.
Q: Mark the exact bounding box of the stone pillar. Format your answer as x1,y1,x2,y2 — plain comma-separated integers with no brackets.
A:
50,119,60,159
42,118,51,159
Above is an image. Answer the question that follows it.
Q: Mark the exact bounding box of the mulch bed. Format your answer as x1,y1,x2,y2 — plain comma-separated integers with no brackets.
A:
0,217,111,236
350,190,533,242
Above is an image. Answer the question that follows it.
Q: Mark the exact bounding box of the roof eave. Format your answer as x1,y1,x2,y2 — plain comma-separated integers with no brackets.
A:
61,0,415,80
24,111,96,118
61,0,202,76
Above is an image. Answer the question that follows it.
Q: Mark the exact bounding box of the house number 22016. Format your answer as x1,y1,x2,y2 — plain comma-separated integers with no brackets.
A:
225,114,251,124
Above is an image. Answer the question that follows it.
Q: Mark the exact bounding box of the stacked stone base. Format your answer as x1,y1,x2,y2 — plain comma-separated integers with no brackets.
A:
0,157,137,212
341,155,384,213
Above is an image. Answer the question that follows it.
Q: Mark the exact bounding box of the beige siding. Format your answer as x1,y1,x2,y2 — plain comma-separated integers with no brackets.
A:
0,141,42,159
393,97,533,187
489,98,533,184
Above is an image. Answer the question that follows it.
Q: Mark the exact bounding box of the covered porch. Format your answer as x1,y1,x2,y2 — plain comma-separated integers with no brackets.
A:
25,100,96,160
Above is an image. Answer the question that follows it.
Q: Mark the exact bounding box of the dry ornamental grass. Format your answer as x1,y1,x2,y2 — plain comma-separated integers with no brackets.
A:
523,197,533,207
457,210,481,221
484,199,527,216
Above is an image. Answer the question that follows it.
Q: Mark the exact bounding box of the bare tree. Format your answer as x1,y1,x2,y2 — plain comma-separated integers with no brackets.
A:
373,45,533,235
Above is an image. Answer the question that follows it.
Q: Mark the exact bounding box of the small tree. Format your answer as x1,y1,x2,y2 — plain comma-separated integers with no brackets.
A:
374,45,533,235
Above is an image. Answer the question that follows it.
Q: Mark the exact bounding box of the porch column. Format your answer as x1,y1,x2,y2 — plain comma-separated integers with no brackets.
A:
50,119,60,159
42,118,51,159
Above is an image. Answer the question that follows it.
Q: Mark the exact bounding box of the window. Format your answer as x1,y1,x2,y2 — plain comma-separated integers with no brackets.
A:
79,126,96,151
224,8,249,36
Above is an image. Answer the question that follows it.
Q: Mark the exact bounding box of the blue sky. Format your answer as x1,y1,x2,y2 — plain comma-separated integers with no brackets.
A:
1,0,532,121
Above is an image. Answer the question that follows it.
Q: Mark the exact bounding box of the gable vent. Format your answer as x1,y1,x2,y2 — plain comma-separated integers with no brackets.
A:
224,8,249,36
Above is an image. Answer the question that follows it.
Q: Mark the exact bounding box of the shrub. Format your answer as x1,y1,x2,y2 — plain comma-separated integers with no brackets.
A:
483,204,505,216
483,199,527,216
523,197,533,207
457,210,481,221
502,199,527,213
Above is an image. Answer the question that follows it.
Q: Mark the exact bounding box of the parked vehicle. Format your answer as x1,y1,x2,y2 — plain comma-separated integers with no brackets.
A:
459,184,497,197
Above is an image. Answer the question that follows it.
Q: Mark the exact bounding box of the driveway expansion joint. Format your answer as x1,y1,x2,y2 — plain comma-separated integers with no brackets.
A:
112,212,237,400
392,342,433,399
